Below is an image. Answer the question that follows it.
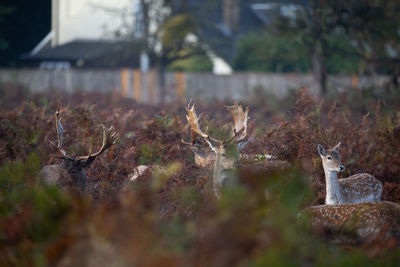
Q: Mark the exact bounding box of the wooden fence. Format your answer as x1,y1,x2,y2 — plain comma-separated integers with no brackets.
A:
0,68,389,103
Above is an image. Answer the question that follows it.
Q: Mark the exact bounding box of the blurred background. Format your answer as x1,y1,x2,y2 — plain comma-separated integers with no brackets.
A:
0,0,399,103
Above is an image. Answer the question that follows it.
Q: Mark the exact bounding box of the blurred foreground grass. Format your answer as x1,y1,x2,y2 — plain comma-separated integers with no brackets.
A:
1,155,400,266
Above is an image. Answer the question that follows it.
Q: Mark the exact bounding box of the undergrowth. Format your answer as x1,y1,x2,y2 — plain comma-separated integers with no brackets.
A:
0,86,400,265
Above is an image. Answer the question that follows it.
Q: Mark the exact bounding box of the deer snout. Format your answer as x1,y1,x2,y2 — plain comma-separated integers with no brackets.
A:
339,165,345,171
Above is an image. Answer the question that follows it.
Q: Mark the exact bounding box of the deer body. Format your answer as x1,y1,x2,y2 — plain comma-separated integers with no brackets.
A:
39,160,90,193
38,164,72,187
305,143,392,245
38,109,117,194
339,173,381,204
212,144,238,197
182,101,248,198
318,143,382,205
306,201,400,244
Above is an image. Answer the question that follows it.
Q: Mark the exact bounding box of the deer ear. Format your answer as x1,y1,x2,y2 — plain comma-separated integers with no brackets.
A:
317,144,326,156
332,141,341,152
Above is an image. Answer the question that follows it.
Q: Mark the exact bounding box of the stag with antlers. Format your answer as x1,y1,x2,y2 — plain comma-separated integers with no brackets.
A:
182,101,249,197
38,109,118,194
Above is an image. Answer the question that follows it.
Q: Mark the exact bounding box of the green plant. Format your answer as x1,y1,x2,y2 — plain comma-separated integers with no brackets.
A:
167,54,213,72
234,32,310,73
138,143,162,165
0,154,71,266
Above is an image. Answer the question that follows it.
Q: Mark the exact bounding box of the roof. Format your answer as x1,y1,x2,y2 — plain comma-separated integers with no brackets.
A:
21,40,146,68
28,40,116,60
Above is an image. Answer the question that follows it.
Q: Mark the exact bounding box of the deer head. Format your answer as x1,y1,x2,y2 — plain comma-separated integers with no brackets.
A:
317,142,345,173
39,109,118,194
182,101,249,197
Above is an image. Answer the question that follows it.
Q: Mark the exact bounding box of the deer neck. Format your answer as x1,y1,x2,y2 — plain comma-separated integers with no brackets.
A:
323,166,342,204
213,149,236,197
61,159,87,194
213,152,227,184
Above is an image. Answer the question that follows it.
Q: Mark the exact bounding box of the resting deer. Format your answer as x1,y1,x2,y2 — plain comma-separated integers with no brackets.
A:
317,142,382,204
38,109,118,194
306,201,400,244
182,101,249,197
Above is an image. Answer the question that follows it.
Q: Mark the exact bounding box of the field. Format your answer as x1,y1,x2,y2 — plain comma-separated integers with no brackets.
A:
1,85,400,266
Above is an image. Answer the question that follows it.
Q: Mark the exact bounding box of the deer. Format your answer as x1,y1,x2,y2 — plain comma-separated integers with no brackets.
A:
306,201,400,245
182,101,249,198
302,143,398,245
38,109,118,194
317,142,382,205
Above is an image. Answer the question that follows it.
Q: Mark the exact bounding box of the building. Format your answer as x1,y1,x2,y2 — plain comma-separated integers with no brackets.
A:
21,0,306,73
21,0,140,69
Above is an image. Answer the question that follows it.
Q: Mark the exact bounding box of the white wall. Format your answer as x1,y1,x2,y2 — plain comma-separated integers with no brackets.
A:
52,0,134,46
49,0,230,75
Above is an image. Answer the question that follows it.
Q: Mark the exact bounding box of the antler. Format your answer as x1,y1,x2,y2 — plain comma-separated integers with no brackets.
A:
181,101,222,146
75,124,118,162
225,101,249,144
182,100,249,149
49,109,68,158
49,109,118,163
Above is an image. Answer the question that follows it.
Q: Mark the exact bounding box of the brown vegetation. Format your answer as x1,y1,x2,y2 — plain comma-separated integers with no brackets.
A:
1,85,400,265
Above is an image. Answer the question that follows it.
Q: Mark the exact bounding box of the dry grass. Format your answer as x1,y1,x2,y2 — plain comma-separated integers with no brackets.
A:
1,85,400,265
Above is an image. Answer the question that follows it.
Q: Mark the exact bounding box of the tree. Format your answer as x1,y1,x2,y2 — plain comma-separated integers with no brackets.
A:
274,0,400,94
233,30,360,75
280,0,350,95
231,1,351,95
100,0,207,102
0,1,50,67
233,31,310,73
0,5,14,52
150,11,205,101
341,0,400,89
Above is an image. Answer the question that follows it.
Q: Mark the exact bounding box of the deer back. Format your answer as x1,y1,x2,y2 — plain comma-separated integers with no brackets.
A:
38,163,83,194
339,173,382,203
306,201,400,244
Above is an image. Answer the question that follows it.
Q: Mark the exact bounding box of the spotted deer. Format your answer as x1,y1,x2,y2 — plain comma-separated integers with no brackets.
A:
182,101,249,197
38,109,118,194
306,201,400,244
317,142,382,205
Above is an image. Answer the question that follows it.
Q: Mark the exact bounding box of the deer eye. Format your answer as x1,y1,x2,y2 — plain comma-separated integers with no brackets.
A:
222,153,226,157
327,156,332,160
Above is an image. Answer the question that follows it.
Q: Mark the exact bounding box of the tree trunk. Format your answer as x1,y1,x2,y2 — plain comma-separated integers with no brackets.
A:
312,38,327,96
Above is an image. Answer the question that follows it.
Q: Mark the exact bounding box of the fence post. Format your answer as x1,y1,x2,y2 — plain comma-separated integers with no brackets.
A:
121,68,129,97
148,70,156,104
351,75,359,88
133,69,141,102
